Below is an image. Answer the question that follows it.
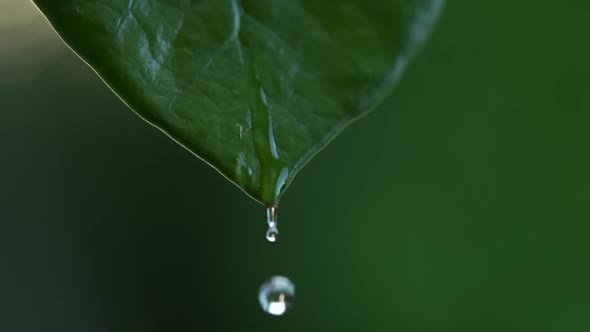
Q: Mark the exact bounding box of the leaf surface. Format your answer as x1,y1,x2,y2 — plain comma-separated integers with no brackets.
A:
34,0,443,205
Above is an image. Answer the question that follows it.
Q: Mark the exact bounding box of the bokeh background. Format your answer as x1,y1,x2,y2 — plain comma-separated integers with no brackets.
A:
1,0,589,331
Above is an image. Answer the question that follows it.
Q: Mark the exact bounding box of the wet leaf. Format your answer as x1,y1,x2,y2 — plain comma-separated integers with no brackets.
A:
33,0,443,205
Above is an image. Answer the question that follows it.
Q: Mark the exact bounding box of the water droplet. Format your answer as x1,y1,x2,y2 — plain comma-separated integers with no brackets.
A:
259,276,295,316
266,206,279,243
266,227,278,242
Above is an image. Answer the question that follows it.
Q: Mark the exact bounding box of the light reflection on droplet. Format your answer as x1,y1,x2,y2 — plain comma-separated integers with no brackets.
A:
259,276,295,316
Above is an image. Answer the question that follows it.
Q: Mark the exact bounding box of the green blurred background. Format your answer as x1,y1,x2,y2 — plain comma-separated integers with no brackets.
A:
1,0,589,331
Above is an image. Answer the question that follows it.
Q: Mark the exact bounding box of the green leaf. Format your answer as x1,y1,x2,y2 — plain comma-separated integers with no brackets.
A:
33,0,443,205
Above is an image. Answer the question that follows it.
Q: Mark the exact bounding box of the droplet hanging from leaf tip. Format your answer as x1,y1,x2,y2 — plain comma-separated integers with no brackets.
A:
266,206,278,243
266,227,279,242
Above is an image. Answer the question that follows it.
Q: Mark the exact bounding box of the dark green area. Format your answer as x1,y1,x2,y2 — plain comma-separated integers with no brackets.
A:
1,0,589,331
33,0,442,205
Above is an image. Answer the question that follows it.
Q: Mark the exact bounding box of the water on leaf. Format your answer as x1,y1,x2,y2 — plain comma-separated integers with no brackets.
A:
259,276,295,316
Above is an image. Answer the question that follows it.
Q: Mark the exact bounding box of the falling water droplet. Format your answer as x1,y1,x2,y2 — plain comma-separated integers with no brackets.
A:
259,276,295,316
266,206,279,243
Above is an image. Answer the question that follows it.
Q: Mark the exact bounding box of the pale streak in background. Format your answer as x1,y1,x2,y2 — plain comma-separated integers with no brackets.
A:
0,0,63,83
